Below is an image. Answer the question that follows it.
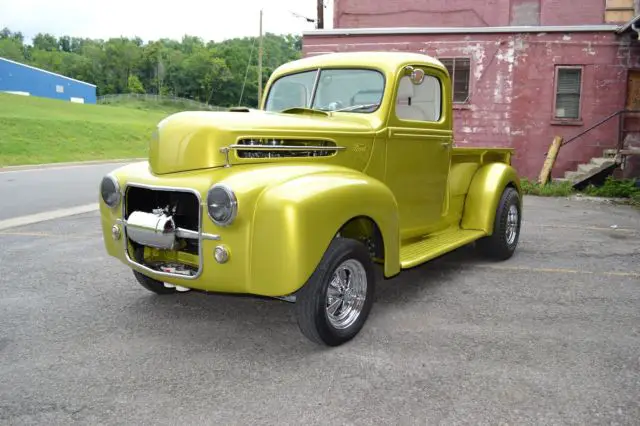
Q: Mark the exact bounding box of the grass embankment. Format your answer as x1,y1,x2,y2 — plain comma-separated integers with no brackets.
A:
98,96,218,115
522,177,640,207
0,93,182,166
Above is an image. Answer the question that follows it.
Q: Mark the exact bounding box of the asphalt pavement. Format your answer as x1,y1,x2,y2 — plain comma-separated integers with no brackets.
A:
0,196,639,425
0,161,133,220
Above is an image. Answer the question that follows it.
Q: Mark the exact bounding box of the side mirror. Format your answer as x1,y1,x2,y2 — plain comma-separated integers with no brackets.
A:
404,66,425,85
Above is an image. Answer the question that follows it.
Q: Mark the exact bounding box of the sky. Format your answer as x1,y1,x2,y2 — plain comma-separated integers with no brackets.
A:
0,0,333,43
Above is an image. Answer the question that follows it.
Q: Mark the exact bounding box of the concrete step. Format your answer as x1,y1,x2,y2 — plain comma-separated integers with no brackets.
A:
590,157,615,167
570,158,620,188
578,163,599,174
564,171,583,181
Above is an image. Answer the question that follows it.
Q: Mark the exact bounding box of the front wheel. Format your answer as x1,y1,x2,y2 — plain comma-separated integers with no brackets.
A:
295,238,375,346
133,270,185,295
476,186,522,260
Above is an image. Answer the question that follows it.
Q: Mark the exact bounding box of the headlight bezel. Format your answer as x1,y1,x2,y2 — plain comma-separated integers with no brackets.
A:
100,173,121,208
206,184,238,226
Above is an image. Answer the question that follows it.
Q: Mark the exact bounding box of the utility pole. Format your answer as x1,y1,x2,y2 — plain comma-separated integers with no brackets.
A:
258,9,263,105
316,0,324,29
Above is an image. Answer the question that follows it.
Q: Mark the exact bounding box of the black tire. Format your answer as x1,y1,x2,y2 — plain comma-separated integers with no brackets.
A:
133,270,177,295
476,186,521,260
295,238,375,346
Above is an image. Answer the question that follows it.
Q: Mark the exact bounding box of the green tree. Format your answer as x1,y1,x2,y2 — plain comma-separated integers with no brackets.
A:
1,27,303,107
59,36,72,52
0,38,24,61
127,75,145,94
32,33,59,51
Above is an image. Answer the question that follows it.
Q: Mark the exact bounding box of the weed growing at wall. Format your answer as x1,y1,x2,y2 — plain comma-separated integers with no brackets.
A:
582,177,640,198
521,177,640,207
520,178,575,197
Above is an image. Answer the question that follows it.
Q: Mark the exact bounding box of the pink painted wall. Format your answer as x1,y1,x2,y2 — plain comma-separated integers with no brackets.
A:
333,0,609,28
303,32,640,179
334,0,512,28
540,0,605,26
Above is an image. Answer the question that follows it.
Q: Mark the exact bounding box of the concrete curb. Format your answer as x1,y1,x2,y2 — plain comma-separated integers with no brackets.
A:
0,203,99,231
0,158,146,172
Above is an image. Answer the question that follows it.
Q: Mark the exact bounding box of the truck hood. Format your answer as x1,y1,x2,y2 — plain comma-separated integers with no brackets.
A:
149,109,376,175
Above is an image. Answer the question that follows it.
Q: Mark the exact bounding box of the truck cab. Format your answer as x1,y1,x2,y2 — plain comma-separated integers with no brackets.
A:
99,52,522,346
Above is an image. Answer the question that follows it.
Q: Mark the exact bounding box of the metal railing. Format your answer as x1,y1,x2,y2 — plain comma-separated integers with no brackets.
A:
97,93,227,111
560,109,640,151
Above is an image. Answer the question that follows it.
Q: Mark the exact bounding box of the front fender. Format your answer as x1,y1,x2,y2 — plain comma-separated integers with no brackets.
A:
461,162,522,234
249,171,400,296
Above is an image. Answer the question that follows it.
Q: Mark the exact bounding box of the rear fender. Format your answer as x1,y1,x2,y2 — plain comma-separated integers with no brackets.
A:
461,162,522,234
249,171,400,296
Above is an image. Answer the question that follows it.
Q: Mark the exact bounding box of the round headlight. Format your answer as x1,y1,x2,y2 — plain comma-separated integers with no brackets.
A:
207,185,237,226
100,174,121,208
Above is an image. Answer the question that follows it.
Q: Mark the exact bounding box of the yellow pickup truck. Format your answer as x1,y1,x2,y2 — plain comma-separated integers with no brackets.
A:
99,51,522,346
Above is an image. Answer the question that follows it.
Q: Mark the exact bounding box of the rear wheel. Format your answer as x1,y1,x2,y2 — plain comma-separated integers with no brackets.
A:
476,186,521,260
295,238,375,346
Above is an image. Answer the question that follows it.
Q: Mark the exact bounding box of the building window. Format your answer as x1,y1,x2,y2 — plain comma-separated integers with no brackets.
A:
56,85,64,93
554,67,582,120
440,58,470,103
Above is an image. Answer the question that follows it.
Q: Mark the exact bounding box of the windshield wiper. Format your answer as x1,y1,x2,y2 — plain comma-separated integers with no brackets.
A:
279,107,329,117
334,103,380,112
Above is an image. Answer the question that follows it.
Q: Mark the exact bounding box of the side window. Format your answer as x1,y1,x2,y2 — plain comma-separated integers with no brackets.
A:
554,66,582,120
395,74,442,122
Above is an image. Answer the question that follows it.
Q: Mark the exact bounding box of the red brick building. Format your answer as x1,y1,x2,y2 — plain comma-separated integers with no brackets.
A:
303,0,640,180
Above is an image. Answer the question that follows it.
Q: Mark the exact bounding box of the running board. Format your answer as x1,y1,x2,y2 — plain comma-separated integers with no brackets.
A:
400,229,485,269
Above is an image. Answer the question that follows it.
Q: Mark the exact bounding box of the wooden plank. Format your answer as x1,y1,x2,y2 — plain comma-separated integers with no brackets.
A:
605,10,635,22
606,0,633,8
538,136,563,185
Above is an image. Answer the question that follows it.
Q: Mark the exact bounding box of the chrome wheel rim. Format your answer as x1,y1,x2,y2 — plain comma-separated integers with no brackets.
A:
326,259,368,330
506,204,519,245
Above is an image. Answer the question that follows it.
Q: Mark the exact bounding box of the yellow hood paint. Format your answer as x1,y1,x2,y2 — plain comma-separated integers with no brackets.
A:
149,109,379,175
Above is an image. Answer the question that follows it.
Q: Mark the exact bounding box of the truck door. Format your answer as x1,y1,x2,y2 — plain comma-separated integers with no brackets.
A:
385,66,453,240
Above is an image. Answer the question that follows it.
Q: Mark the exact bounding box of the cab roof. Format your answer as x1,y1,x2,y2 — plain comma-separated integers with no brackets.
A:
271,51,448,77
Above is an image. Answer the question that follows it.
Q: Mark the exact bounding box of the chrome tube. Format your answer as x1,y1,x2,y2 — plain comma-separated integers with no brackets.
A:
126,211,178,250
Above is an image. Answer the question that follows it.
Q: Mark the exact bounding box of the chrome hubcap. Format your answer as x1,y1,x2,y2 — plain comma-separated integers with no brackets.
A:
506,204,519,245
326,259,367,330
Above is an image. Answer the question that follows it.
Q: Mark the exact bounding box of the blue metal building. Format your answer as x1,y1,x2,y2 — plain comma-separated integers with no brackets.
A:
0,57,97,104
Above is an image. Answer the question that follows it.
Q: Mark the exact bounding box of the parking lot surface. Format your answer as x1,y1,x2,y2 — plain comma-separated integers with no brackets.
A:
0,162,130,220
1,196,639,425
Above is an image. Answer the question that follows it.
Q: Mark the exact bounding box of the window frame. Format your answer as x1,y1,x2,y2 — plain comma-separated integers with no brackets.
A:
552,65,584,125
389,64,449,130
393,73,444,124
262,68,319,111
263,67,387,114
439,57,471,104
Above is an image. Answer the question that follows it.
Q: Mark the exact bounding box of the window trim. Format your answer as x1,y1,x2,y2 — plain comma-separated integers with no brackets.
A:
439,57,471,104
393,73,444,124
389,64,448,128
263,68,319,111
263,67,387,114
552,65,584,124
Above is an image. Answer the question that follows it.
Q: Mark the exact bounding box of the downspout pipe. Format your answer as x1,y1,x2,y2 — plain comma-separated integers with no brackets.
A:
632,20,640,38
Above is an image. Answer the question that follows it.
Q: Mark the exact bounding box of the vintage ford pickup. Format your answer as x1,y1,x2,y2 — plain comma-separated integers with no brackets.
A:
99,51,522,346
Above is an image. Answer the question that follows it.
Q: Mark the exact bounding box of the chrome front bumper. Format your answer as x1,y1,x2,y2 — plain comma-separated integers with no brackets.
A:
115,183,220,280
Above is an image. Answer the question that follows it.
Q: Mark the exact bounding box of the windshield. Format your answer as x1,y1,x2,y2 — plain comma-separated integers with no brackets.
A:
264,68,384,113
